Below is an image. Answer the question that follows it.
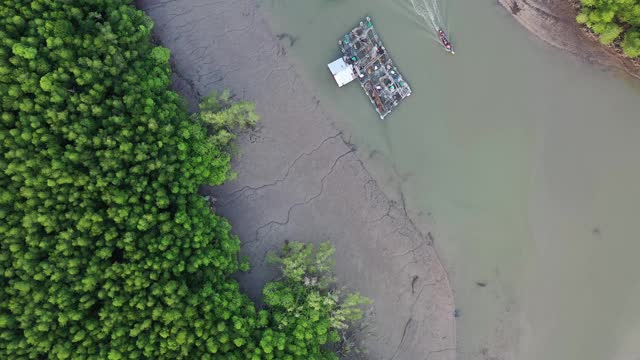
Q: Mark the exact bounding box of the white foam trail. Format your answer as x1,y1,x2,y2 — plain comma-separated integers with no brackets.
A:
430,0,445,30
409,0,447,36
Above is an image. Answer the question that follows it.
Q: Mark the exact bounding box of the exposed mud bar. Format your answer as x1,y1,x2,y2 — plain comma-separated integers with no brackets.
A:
498,0,640,79
137,0,456,359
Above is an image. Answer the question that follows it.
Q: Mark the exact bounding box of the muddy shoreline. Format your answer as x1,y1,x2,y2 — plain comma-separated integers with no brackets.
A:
139,0,456,359
498,0,640,79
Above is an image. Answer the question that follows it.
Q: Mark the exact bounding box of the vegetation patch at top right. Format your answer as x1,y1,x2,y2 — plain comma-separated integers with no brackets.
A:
577,0,640,57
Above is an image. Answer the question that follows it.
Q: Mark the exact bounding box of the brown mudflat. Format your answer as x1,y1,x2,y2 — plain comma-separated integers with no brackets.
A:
138,0,456,359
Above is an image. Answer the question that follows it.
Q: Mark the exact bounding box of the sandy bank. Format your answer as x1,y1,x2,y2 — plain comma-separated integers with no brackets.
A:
497,0,640,79
139,0,456,358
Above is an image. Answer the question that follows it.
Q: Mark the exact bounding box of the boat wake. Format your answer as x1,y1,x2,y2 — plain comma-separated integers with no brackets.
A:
409,0,452,51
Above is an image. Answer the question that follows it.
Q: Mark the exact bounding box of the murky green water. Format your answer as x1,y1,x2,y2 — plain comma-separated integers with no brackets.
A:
260,0,640,358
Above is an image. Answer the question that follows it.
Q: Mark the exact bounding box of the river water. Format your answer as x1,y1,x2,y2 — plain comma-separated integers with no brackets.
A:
260,0,640,359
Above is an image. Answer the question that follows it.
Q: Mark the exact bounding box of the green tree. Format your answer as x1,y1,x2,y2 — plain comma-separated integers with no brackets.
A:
196,90,260,150
0,1,256,358
622,29,640,56
577,0,640,55
261,242,371,359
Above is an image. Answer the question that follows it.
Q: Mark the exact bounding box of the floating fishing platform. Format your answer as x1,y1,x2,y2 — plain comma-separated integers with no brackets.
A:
328,16,412,119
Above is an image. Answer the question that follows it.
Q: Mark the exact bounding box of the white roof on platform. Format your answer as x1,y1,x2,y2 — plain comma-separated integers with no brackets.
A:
328,58,356,87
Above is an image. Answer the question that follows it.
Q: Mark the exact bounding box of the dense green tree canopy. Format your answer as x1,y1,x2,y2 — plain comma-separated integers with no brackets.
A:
0,0,256,358
576,0,640,56
0,1,365,359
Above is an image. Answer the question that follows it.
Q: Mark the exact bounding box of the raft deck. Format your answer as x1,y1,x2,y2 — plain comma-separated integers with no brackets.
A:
337,16,412,119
